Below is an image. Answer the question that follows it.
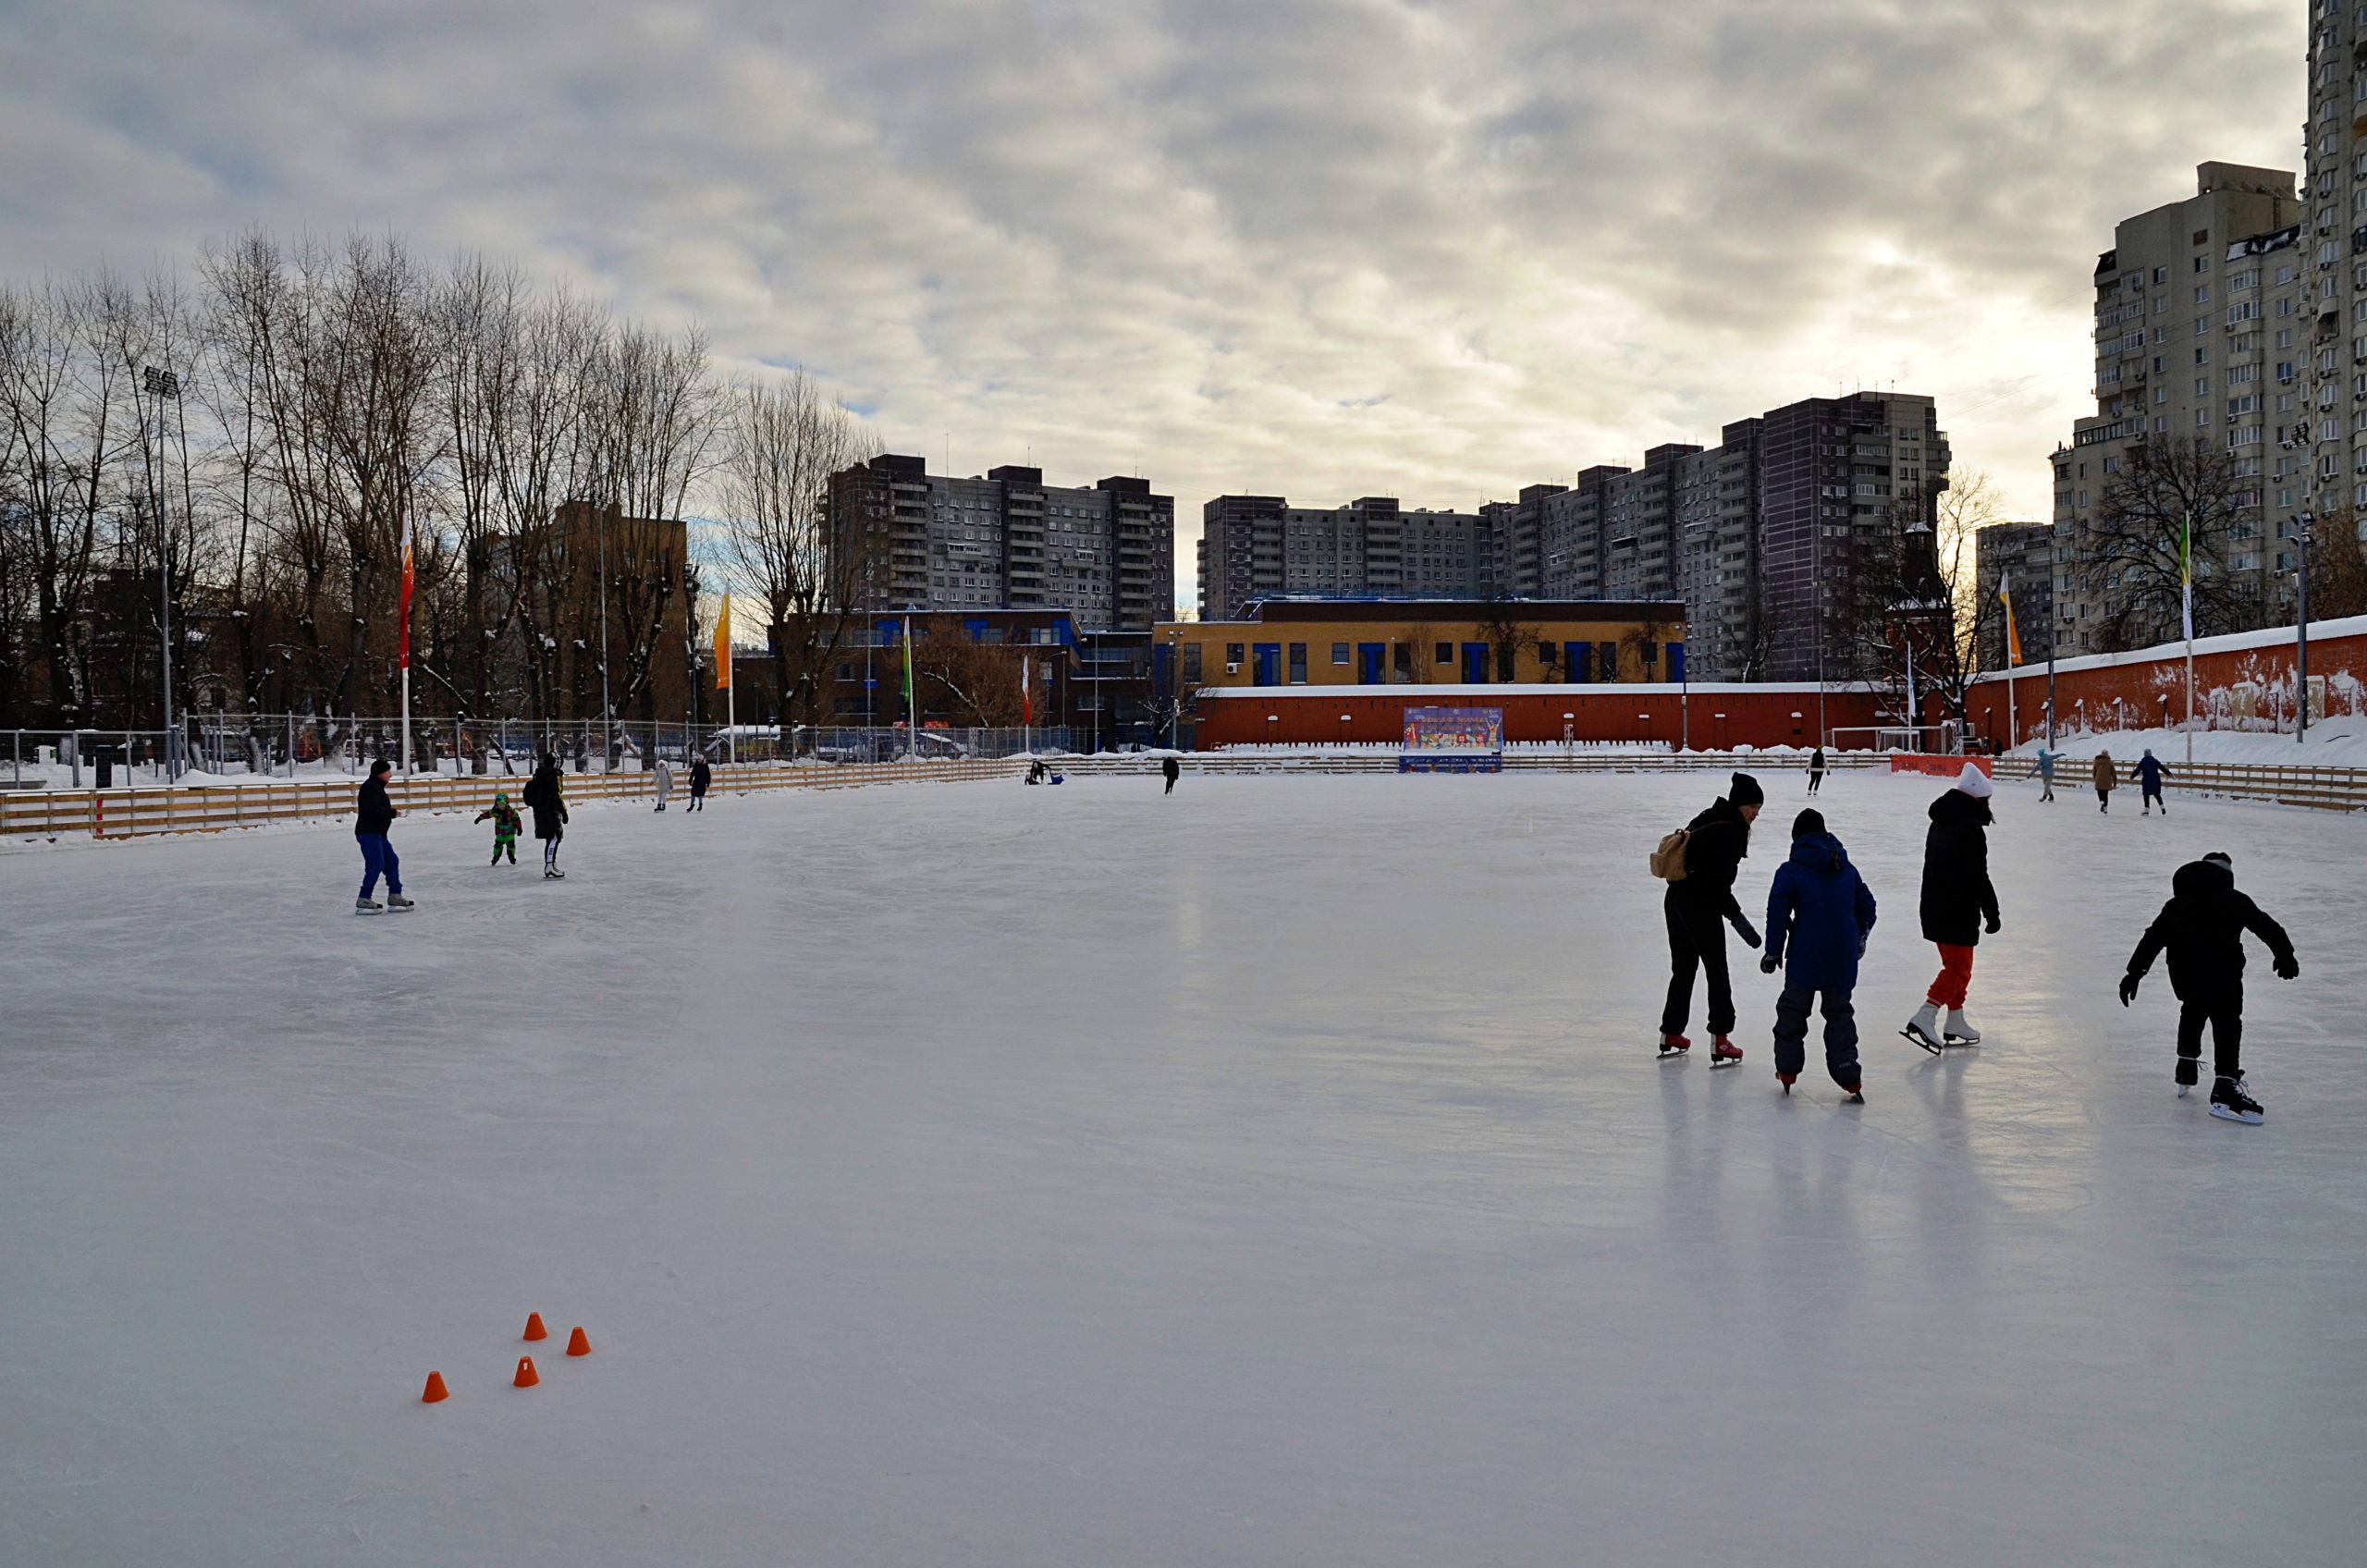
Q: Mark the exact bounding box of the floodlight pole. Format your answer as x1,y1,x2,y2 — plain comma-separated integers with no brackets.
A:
143,367,179,780
2297,513,2314,745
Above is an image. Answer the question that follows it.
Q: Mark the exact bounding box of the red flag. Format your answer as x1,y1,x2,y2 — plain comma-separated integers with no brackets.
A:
398,528,415,669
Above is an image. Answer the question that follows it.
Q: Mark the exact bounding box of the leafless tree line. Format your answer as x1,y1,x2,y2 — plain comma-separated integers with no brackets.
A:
0,229,879,739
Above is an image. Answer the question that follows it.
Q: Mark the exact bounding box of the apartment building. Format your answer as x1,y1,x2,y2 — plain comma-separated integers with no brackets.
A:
827,455,1173,631
2052,163,2304,655
2303,2,2367,560
1973,521,2057,672
1195,495,1491,621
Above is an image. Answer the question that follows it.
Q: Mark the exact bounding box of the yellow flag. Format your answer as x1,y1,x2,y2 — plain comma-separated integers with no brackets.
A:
1998,573,2022,668
714,594,732,690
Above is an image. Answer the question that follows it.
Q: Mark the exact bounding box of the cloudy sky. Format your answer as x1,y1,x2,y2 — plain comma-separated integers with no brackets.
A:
0,0,2304,607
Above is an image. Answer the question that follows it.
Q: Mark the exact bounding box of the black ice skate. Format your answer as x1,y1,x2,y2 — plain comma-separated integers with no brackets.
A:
1839,1083,1865,1104
2208,1074,2263,1125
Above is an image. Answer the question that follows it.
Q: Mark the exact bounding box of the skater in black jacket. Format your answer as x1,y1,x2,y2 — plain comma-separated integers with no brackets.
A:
1806,746,1827,796
2119,851,2299,1124
353,760,412,913
689,755,712,812
1903,763,2000,1052
1659,771,1765,1065
522,753,570,877
1162,755,1181,795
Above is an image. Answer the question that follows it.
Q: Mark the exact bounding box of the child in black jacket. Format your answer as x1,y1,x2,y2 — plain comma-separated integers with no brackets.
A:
2119,851,2300,1124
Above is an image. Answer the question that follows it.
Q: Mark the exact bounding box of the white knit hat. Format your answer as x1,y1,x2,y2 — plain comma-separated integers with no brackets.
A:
1955,761,1994,799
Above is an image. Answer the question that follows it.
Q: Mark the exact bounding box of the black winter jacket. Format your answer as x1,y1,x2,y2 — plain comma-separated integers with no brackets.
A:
2128,858,2296,998
1671,796,1750,921
522,765,569,839
1918,789,1999,947
690,758,712,795
355,776,396,838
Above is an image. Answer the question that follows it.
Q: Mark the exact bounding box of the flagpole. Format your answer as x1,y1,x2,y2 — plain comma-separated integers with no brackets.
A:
904,615,916,760
399,518,413,778
2182,512,2194,768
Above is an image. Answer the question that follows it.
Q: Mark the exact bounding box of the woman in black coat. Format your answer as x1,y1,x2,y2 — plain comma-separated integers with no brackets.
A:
1904,763,2001,1051
521,753,570,878
1660,771,1765,1063
689,755,712,811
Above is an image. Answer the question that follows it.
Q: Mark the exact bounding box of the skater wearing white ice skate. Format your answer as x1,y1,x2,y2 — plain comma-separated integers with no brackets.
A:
353,760,412,913
1905,763,1997,1053
2118,851,2299,1123
523,753,570,878
1654,771,1764,1066
653,756,673,812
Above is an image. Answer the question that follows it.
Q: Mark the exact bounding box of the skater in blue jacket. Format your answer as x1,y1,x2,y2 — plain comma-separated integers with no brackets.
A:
1760,808,1877,1101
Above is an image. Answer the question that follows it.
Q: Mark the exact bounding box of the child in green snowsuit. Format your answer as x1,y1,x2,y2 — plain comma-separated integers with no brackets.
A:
474,794,523,865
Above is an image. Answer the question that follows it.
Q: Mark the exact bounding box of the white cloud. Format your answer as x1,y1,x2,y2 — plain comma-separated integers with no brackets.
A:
0,0,2307,610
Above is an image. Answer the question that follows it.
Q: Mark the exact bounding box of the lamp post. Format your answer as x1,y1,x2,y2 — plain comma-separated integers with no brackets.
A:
2297,512,2315,744
1340,712,1351,749
142,366,179,779
1562,711,1574,758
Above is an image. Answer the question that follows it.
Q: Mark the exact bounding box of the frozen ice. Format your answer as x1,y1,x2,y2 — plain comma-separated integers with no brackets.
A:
2,768,2363,1566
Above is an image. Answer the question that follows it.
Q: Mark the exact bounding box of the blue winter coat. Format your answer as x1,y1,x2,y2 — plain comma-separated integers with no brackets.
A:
2135,753,2165,791
1765,830,1878,994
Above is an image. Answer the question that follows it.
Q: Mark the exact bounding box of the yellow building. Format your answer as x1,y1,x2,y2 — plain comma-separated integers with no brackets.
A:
1158,599,1690,690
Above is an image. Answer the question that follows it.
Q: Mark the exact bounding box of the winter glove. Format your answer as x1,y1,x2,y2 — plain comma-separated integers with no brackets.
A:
2117,972,2140,1007
1984,912,2002,936
1729,914,1762,950
2274,953,2300,980
1759,953,1780,975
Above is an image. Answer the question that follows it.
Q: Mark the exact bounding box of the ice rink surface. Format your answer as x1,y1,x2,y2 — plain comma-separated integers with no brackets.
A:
3,767,2363,1567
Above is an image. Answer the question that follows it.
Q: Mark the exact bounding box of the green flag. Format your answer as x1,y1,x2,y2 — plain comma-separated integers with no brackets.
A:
2180,515,2193,643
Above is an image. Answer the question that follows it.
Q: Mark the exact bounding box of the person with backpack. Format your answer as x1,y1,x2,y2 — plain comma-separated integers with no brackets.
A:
2118,851,2299,1124
354,759,412,913
1759,807,1876,1102
2134,748,2168,815
1655,771,1765,1066
1806,745,1827,797
1903,763,1999,1052
689,754,712,812
522,753,570,878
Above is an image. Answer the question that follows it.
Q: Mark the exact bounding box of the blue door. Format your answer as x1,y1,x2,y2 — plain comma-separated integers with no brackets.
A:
1461,643,1490,682
1566,642,1591,684
1253,643,1282,687
1358,643,1385,684
1667,642,1686,682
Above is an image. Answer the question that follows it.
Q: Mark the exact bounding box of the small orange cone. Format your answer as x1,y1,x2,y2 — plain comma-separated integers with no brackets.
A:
421,1371,449,1403
566,1326,591,1357
514,1355,539,1389
522,1312,547,1341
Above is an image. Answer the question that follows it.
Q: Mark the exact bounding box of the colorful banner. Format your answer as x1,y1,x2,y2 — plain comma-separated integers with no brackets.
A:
1402,706,1503,753
714,594,732,690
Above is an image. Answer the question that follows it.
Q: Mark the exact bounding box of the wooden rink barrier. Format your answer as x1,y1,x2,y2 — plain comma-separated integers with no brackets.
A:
0,758,1024,841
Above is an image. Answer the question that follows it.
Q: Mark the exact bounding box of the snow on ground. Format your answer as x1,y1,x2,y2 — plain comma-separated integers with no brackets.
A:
2,770,2363,1566
2007,716,2367,766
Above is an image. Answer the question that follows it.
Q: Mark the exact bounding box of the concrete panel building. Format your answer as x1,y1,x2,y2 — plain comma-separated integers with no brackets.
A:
1196,496,1492,622
1973,522,2057,673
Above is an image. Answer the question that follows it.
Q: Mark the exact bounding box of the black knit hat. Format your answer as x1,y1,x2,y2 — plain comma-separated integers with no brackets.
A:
1793,808,1826,839
1729,771,1765,808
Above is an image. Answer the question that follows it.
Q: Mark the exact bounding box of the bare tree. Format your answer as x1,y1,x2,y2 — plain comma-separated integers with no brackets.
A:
2307,505,2367,620
2085,435,2253,652
1477,594,1542,682
910,622,1023,726
717,370,881,730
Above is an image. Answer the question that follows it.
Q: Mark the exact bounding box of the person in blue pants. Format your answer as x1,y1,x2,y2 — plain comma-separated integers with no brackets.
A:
355,759,411,913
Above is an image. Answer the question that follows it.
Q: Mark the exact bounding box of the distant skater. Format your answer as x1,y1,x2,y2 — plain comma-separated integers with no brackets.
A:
473,791,521,865
2036,745,2056,802
2093,751,2117,813
524,753,570,878
1904,763,1998,1052
354,759,412,913
1655,771,1765,1066
1162,755,1181,795
1806,745,1827,796
653,756,673,812
2119,851,2299,1124
1760,807,1875,1102
2135,748,2167,815
689,755,711,812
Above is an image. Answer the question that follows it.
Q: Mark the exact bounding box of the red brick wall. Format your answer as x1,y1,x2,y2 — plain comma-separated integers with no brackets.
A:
1967,621,2367,750
1193,687,1890,749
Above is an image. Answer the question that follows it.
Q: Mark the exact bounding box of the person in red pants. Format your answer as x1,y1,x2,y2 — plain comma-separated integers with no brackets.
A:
1904,763,1999,1052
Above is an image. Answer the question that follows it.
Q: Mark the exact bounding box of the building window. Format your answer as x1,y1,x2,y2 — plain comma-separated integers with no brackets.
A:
1330,641,1350,665
1225,643,1245,666
1288,643,1307,684
1435,642,1453,666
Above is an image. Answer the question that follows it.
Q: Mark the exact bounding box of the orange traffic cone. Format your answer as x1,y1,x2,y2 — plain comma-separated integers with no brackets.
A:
514,1355,539,1389
566,1326,591,1357
522,1312,547,1341
421,1371,449,1403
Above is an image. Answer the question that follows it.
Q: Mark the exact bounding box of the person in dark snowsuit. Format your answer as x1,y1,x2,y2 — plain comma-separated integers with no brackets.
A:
1660,771,1765,1064
1760,808,1877,1099
1806,746,1827,797
1162,755,1181,795
689,755,712,812
2134,749,2168,815
2119,851,2299,1124
522,753,570,878
354,759,411,913
1904,763,1999,1052
473,792,522,865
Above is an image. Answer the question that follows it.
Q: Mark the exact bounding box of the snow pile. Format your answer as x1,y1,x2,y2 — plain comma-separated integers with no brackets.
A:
2007,716,2367,766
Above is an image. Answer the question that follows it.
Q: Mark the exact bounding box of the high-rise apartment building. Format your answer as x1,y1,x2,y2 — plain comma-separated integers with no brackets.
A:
1973,522,2057,673
2052,163,2303,655
828,455,1173,630
1196,496,1491,621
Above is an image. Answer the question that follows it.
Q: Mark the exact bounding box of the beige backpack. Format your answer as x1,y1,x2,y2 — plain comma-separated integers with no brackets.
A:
1650,827,1690,882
